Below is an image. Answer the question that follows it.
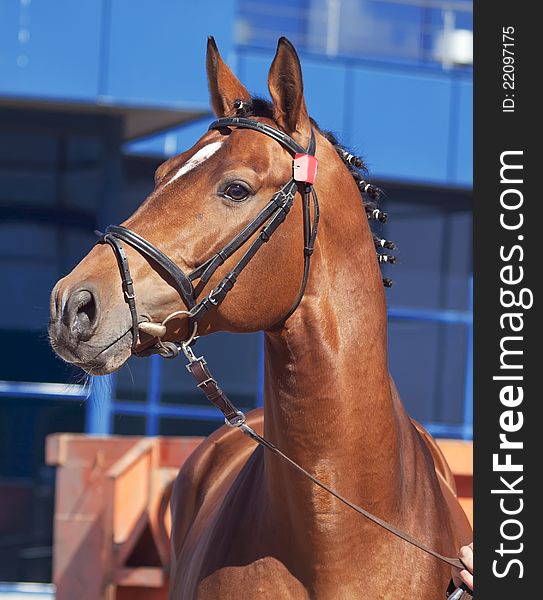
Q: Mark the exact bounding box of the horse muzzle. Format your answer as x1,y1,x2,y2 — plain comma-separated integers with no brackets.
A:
48,279,132,372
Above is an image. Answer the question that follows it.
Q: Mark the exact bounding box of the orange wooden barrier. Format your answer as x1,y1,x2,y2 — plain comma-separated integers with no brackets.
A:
46,435,202,600
46,434,472,599
436,439,473,526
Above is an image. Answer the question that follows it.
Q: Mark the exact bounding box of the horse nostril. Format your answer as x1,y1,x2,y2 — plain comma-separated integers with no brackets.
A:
63,287,100,341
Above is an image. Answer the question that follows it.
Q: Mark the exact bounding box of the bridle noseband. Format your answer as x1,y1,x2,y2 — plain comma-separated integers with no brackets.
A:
97,117,319,357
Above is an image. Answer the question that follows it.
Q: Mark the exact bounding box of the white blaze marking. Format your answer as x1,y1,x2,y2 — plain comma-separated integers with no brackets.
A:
163,141,223,188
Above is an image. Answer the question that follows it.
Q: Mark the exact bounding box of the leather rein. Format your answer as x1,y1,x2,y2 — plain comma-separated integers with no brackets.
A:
96,117,466,575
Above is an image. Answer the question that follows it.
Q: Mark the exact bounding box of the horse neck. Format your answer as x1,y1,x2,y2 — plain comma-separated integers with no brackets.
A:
262,169,404,559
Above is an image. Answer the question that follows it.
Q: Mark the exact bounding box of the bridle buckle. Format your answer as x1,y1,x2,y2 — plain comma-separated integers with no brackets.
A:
196,377,217,389
208,290,220,306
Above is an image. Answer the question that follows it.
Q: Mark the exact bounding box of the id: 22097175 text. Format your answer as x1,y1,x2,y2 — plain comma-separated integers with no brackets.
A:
502,26,516,113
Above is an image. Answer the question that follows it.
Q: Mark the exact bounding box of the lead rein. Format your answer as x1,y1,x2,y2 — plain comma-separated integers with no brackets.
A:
180,342,467,573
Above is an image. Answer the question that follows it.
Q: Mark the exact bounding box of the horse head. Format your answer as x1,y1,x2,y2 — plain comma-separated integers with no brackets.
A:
49,37,374,375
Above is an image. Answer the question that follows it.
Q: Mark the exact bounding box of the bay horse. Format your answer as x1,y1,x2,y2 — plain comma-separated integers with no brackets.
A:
49,37,472,599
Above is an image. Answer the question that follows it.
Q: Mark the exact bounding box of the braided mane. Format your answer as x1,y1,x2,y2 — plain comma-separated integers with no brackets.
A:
235,97,397,287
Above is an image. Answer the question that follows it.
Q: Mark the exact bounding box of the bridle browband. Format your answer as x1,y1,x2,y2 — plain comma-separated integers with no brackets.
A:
97,117,319,357
95,116,470,587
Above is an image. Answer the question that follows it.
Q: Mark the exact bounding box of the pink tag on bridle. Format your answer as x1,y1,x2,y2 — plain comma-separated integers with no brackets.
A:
293,154,318,184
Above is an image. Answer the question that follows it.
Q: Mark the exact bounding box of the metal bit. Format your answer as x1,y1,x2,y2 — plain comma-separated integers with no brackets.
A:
138,321,167,338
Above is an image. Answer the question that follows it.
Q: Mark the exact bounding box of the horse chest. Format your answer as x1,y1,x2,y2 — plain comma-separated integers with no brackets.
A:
193,557,311,600
172,489,450,600
176,551,449,600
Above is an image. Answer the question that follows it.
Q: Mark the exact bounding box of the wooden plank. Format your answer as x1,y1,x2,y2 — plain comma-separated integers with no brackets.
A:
107,439,154,478
436,440,473,476
46,434,138,468
45,434,67,466
108,441,154,545
116,586,168,600
116,567,165,588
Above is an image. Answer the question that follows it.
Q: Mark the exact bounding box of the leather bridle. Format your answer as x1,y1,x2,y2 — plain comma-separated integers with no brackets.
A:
97,117,319,357
96,117,471,592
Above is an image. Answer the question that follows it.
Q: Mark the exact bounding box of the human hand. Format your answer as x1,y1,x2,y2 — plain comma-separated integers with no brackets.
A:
451,542,473,591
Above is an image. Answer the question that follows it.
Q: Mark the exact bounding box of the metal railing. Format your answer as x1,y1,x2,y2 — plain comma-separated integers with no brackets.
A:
0,582,55,599
387,276,473,440
1,277,472,441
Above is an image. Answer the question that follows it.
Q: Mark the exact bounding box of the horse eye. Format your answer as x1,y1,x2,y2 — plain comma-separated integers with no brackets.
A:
224,183,250,202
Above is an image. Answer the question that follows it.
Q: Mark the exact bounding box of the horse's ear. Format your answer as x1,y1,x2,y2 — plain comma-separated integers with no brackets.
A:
206,36,251,117
268,37,311,147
